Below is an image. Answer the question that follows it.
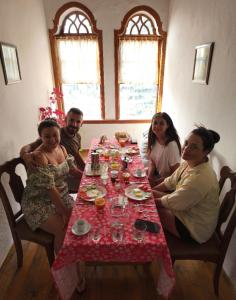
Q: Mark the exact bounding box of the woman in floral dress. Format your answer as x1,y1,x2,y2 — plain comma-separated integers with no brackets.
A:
22,119,80,253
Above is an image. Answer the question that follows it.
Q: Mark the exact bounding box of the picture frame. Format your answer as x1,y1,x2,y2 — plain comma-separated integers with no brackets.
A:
0,42,21,85
192,42,214,85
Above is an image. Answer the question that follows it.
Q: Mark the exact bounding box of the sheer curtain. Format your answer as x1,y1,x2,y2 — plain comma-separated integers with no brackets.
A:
56,38,101,119
57,38,100,84
119,39,158,84
119,39,158,119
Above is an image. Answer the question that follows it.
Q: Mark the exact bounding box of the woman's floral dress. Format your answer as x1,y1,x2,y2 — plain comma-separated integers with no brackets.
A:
22,156,75,231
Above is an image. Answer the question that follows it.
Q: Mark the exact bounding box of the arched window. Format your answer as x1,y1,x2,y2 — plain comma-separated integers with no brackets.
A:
114,6,167,120
49,2,105,120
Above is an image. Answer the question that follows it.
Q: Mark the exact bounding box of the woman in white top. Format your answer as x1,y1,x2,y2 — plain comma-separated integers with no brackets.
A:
147,112,181,186
154,126,220,243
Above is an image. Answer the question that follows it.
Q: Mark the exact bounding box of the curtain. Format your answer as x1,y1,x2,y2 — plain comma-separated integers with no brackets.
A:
57,38,100,84
119,39,158,84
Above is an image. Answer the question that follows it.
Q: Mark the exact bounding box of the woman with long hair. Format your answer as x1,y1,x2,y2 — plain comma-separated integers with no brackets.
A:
147,112,181,186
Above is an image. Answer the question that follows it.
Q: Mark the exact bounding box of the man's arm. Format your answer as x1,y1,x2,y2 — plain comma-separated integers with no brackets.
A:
73,151,85,170
20,139,42,168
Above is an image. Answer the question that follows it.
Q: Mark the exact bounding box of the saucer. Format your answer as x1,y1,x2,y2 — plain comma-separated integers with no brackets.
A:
133,170,146,178
72,219,91,236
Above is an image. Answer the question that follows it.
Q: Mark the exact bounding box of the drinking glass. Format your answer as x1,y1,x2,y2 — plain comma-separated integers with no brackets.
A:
110,221,124,243
90,225,101,243
101,173,108,185
110,170,119,183
132,223,146,242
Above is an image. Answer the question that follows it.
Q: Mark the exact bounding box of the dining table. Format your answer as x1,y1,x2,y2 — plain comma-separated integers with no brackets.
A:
51,139,175,299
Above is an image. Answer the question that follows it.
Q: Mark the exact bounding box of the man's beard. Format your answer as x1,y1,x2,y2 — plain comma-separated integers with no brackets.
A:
67,126,78,134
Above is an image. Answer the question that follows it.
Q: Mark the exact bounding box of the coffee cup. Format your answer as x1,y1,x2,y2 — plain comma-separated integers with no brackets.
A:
136,169,143,177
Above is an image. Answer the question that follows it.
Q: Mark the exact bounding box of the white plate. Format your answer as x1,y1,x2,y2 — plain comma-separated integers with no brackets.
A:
72,219,91,236
95,148,104,154
80,185,107,202
133,170,146,178
125,184,150,201
126,148,139,155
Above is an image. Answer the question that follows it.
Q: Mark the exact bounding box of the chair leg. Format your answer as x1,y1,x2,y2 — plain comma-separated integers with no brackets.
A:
13,234,23,269
45,244,55,267
171,257,175,265
213,263,222,296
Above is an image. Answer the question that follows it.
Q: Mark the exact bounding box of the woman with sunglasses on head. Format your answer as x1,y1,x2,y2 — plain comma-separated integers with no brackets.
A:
154,126,220,244
147,112,181,187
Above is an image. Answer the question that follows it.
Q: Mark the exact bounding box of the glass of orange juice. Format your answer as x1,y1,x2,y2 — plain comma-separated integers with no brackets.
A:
103,150,110,161
95,197,106,212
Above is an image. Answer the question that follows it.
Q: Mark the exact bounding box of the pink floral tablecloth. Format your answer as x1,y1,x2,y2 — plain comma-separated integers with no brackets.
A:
51,140,175,299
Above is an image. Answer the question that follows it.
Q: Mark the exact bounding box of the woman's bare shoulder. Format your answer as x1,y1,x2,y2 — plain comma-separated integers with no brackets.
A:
60,145,68,158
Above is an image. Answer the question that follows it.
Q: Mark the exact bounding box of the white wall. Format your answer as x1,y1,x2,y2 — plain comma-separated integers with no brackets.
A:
42,0,170,147
0,0,53,266
163,0,236,284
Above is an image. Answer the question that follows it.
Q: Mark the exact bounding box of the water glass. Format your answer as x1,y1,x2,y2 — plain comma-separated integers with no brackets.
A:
110,203,125,217
90,225,101,243
132,223,146,242
101,173,108,185
110,221,124,243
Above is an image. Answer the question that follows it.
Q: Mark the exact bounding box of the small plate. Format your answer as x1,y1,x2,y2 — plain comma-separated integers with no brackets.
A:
133,170,146,178
80,185,107,202
95,148,104,154
72,219,91,236
125,184,151,201
126,148,139,155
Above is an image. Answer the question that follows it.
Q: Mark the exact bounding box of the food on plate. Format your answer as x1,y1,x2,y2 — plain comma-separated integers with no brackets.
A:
87,189,100,197
126,147,139,155
79,184,106,200
133,188,143,198
81,184,97,192
110,161,120,170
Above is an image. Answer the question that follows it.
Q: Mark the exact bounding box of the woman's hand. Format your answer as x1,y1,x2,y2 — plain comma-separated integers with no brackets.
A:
22,152,39,169
49,187,71,227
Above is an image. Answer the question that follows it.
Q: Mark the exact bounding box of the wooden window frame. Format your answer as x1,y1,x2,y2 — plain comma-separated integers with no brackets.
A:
114,6,167,123
49,2,105,121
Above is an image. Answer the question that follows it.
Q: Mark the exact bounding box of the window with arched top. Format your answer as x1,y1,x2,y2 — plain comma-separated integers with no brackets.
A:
49,2,105,120
114,6,167,120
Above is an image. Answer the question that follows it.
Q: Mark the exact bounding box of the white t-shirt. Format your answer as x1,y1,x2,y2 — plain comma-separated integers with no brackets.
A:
149,140,180,177
140,130,149,168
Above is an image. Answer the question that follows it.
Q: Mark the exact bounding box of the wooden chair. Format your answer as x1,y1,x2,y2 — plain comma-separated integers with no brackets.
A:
0,157,54,268
165,166,236,296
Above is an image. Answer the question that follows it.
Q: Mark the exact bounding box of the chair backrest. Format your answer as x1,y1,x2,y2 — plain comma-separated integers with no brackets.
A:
0,157,26,227
216,166,236,257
